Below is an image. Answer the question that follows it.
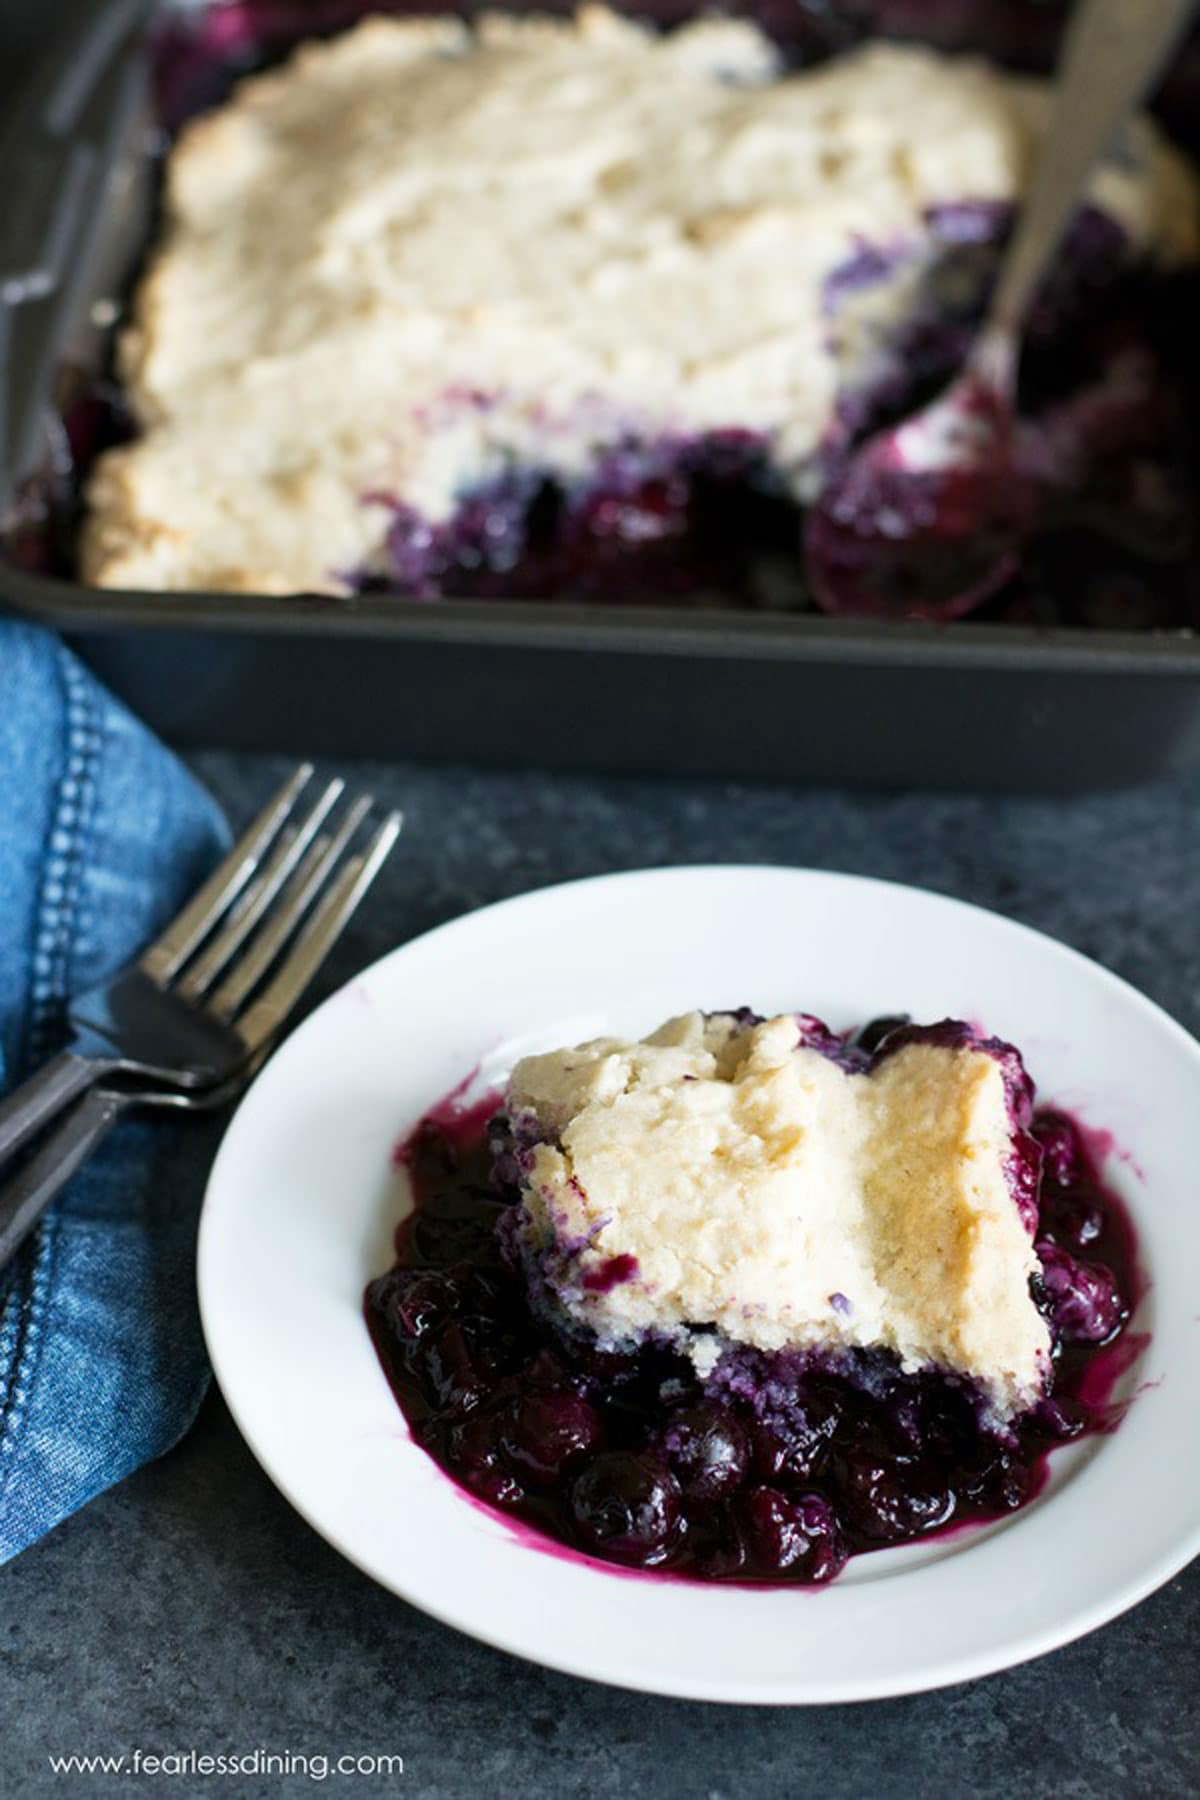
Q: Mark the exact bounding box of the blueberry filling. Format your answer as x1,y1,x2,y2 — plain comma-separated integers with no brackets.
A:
355,432,778,605
342,207,1198,623
365,1018,1143,1584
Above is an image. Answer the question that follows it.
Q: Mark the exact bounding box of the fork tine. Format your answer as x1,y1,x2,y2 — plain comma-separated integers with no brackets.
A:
140,762,313,986
206,794,375,1023
219,824,298,932
232,813,403,1056
173,777,345,1001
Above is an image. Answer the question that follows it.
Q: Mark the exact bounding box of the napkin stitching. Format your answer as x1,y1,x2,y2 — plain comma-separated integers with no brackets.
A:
0,649,103,1494
27,653,103,1067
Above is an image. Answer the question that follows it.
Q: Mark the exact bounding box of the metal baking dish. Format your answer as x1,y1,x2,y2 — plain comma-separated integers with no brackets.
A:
2,0,1200,791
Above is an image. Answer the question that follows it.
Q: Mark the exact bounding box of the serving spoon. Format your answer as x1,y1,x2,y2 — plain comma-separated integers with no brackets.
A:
805,0,1197,621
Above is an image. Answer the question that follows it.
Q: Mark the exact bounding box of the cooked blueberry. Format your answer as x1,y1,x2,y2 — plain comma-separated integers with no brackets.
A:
989,1458,1033,1512
895,1379,978,1463
457,1316,530,1382
370,1269,460,1342
1041,1189,1105,1250
958,1446,1031,1512
743,1487,847,1582
1036,1243,1126,1343
569,1340,642,1388
487,1145,526,1197
408,1211,499,1267
523,1347,572,1390
749,1423,789,1481
848,1015,911,1056
420,1322,488,1414
447,1258,507,1300
1033,1112,1084,1189
365,1269,416,1338
750,1403,837,1482
880,1390,926,1455
691,1505,751,1579
570,1452,681,1565
657,1403,749,1502
447,1411,526,1506
842,1453,956,1542
575,474,689,545
504,1390,604,1486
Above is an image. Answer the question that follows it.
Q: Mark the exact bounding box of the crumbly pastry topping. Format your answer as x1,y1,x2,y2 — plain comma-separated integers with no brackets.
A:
83,7,1199,595
510,1011,1052,1415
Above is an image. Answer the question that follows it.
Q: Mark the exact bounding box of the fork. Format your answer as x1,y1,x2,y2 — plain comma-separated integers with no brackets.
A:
0,1064,254,1269
0,762,402,1170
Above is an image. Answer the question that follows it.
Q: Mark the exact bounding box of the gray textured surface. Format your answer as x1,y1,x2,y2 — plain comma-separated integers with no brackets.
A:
3,752,1199,1798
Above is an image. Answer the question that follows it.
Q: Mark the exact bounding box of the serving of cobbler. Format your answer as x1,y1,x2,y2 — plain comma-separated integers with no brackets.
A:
366,1010,1141,1584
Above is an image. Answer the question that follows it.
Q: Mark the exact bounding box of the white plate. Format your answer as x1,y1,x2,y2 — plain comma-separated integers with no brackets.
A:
198,866,1200,1704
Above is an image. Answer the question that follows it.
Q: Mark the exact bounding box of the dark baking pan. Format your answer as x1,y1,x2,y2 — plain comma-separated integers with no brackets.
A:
8,582,1198,791
3,0,1200,792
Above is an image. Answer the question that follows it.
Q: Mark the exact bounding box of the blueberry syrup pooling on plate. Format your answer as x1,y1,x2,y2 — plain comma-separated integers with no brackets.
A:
365,1016,1144,1585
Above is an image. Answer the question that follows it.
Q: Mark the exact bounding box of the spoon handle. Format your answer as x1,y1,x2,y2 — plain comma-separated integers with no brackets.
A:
985,0,1196,349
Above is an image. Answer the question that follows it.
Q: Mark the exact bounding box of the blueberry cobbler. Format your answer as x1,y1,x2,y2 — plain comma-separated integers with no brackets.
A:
365,1011,1141,1583
78,7,1200,623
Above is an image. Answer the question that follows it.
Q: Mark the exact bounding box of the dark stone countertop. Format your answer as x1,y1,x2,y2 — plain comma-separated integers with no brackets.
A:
3,752,1199,1798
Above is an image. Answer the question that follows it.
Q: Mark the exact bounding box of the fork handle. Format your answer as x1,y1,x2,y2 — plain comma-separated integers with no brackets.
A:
0,1050,117,1169
0,1087,127,1270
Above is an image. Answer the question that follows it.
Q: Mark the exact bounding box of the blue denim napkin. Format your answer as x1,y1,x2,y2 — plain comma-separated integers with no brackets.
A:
0,620,229,1562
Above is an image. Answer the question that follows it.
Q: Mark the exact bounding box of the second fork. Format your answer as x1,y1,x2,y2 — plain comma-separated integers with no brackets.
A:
0,763,402,1170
